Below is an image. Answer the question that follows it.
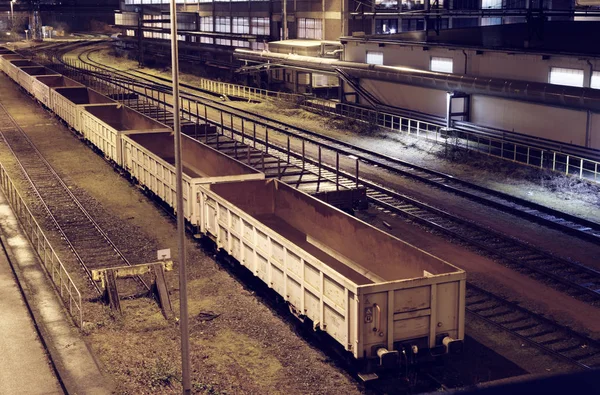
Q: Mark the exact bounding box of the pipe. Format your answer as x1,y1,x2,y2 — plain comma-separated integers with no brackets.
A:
234,49,600,112
325,48,344,56
462,49,468,75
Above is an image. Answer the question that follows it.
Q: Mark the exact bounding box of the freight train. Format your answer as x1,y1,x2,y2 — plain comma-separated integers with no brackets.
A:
0,47,466,377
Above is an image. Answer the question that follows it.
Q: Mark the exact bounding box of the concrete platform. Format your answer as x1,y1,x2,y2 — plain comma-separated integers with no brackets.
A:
0,216,63,395
0,188,113,395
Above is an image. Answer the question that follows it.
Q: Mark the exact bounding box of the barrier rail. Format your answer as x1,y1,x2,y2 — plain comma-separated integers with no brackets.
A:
55,57,600,183
0,163,83,327
196,78,303,103
304,99,600,183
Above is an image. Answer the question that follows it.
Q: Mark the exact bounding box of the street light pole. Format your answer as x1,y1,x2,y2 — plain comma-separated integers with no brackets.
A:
24,29,28,41
168,1,191,394
10,0,15,26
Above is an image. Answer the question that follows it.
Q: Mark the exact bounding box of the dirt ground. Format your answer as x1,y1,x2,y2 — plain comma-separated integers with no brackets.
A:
87,45,600,224
3,42,600,393
0,72,362,395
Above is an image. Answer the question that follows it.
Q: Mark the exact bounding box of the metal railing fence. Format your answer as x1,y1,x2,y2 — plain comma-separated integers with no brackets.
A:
0,162,83,327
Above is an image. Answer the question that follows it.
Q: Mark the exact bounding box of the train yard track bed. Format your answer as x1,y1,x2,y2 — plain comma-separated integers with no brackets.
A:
0,67,365,395
85,46,600,226
3,42,599,393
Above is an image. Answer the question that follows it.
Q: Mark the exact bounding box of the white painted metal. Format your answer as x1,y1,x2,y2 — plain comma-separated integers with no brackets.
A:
199,179,466,360
32,76,83,109
0,54,24,75
17,68,61,96
78,105,170,164
120,133,263,226
51,88,117,132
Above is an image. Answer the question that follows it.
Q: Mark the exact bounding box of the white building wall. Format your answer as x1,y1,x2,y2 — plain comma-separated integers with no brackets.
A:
354,78,600,149
360,79,447,116
344,41,600,87
591,113,600,150
470,95,590,147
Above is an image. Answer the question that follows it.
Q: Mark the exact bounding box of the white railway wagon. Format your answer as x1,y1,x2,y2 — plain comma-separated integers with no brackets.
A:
7,60,39,82
121,132,264,226
17,66,61,95
0,55,26,75
32,75,83,109
79,104,171,164
200,179,466,373
53,87,116,131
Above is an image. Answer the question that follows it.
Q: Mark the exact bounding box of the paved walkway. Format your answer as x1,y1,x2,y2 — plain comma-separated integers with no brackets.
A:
0,190,113,395
0,210,63,394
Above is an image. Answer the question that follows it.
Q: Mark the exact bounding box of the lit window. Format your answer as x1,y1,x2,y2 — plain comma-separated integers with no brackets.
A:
251,17,269,35
200,17,213,32
366,51,383,65
549,67,584,88
251,41,266,50
481,0,501,8
375,0,398,8
297,18,322,40
216,38,231,46
430,56,453,73
200,37,214,44
215,17,231,33
481,17,501,25
232,17,250,34
375,19,398,34
591,71,600,89
232,40,250,48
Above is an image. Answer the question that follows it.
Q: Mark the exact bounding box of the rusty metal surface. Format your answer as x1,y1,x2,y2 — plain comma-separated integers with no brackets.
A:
128,132,261,178
210,179,459,282
55,87,115,105
34,75,82,88
83,104,169,131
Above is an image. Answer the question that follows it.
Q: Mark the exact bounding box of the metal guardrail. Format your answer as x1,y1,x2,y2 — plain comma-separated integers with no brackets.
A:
196,78,303,103
304,99,600,183
0,163,83,327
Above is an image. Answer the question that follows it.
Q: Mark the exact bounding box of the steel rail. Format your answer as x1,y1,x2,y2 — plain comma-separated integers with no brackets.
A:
0,103,149,295
70,45,600,244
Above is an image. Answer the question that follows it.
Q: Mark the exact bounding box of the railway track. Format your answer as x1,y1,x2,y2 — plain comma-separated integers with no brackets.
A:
466,284,600,370
46,47,600,304
20,42,600,378
0,102,148,296
72,46,600,245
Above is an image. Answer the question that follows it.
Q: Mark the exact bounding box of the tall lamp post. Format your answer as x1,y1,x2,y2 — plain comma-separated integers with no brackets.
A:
24,29,28,41
168,1,191,394
10,0,15,26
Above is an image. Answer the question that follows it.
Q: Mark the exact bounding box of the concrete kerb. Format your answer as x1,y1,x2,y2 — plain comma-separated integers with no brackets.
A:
0,190,114,395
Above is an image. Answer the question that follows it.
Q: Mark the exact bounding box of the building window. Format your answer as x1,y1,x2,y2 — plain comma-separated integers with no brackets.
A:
200,36,214,44
366,51,383,65
297,18,322,40
125,29,135,37
200,17,213,32
591,71,600,89
430,56,453,73
375,0,399,8
232,40,250,48
232,17,249,34
401,19,424,32
375,19,398,34
549,67,584,88
481,17,502,26
251,17,269,35
215,38,232,46
251,41,267,50
215,17,231,33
